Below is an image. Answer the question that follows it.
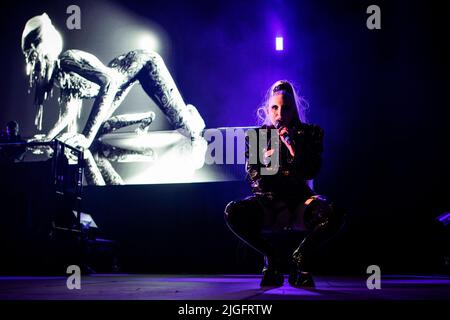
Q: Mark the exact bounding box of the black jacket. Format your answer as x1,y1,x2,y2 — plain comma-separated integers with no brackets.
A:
245,123,324,197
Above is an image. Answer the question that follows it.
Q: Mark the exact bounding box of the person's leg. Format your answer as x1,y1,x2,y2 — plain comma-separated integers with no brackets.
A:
137,51,205,140
99,112,156,135
289,197,343,287
224,196,284,286
103,49,205,139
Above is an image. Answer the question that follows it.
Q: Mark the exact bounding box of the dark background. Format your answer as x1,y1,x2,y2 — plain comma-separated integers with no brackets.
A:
0,0,449,275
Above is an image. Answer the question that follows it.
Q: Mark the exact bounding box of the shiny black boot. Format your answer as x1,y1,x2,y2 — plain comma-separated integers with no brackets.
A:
288,270,315,288
260,268,284,287
260,256,284,287
288,249,315,288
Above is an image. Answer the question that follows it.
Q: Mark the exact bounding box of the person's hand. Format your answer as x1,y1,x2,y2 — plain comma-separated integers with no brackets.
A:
58,133,90,150
277,126,295,157
27,134,49,143
27,134,53,156
264,149,275,158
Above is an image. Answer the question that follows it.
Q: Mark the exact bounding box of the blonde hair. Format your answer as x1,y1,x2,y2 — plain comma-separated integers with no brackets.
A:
257,80,309,126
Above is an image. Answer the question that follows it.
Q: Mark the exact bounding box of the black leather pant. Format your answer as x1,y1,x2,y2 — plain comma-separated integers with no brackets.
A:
224,193,342,272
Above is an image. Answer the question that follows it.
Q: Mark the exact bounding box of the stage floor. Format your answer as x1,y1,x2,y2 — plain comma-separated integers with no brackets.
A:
1,274,450,300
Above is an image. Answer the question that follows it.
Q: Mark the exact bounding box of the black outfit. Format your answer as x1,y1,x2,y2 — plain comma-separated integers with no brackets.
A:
224,122,342,286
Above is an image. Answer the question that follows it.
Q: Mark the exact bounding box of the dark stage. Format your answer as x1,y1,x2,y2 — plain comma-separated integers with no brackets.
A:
1,274,450,300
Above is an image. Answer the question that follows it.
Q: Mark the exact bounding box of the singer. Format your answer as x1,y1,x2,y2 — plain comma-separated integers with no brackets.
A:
224,80,343,287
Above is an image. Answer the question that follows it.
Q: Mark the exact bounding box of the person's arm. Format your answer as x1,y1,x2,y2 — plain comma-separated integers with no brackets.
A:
245,128,275,194
59,49,120,148
245,133,263,193
45,98,82,140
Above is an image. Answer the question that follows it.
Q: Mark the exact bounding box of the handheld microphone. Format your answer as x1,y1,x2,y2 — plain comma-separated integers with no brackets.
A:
274,120,291,146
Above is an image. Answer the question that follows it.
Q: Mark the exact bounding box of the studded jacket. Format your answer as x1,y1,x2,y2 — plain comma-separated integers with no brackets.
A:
245,123,324,197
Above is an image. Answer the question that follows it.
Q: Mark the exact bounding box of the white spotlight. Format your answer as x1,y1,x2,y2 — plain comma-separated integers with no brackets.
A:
136,32,160,51
275,36,284,51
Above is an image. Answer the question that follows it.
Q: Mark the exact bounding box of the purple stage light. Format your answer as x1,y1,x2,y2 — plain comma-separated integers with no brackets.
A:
437,212,450,226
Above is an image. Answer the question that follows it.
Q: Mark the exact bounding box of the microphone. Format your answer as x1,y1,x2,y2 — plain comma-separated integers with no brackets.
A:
274,120,292,146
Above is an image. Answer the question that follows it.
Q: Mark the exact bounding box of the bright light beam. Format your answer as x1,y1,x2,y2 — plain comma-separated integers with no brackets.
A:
275,36,284,51
136,32,160,51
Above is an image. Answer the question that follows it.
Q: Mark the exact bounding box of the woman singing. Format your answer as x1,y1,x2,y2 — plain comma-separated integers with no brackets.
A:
224,80,342,287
